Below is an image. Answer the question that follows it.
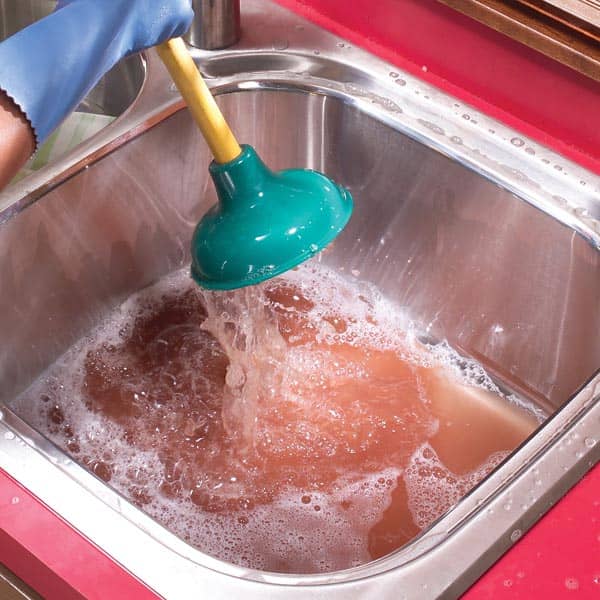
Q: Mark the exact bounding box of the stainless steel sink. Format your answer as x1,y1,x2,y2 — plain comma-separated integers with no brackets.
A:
0,0,145,178
0,0,598,597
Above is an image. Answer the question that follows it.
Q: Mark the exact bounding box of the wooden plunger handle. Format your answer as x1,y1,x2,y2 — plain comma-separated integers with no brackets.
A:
156,38,242,164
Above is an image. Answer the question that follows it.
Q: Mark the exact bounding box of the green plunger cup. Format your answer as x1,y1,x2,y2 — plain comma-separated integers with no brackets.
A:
191,145,353,290
157,39,352,290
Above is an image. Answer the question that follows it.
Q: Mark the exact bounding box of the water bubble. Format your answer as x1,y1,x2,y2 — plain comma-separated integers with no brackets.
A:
564,577,579,590
510,529,522,542
503,579,513,588
11,496,19,505
511,137,525,147
450,136,463,145
389,71,399,78
584,438,596,448
4,431,15,441
272,39,289,51
395,79,406,86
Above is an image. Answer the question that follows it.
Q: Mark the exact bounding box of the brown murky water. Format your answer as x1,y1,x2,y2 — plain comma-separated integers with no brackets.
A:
12,264,540,573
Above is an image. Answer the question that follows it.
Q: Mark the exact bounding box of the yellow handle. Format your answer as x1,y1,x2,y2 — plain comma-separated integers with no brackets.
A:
156,38,242,164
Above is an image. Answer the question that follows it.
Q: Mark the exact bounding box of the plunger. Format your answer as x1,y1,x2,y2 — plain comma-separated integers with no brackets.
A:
157,38,353,290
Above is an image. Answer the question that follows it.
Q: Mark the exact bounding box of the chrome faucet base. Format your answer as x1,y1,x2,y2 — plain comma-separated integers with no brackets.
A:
185,0,241,50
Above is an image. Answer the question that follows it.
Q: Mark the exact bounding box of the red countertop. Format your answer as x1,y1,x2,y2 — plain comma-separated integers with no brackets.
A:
0,470,157,600
1,1,598,598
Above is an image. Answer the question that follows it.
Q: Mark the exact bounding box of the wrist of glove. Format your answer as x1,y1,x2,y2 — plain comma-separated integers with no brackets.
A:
0,0,193,147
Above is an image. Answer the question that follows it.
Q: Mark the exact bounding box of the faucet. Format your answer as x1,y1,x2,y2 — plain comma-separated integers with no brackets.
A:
185,0,241,50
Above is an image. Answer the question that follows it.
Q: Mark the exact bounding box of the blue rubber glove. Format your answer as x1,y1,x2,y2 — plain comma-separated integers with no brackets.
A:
0,0,193,147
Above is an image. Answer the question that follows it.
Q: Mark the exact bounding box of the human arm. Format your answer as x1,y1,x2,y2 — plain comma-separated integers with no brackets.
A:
0,0,193,188
0,91,35,189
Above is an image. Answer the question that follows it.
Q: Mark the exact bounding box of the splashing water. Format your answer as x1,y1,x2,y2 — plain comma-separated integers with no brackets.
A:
10,263,541,572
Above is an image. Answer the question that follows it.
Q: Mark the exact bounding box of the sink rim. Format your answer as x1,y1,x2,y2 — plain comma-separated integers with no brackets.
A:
0,0,598,596
2,56,599,245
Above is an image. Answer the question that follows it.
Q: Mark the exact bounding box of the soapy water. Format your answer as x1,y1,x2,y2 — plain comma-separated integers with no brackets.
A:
11,263,541,573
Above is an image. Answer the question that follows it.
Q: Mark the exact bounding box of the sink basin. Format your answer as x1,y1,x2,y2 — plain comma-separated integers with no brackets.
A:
0,0,598,597
0,0,145,180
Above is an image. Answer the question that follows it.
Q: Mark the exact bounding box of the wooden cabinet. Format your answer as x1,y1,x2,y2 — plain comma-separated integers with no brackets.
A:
437,0,600,80
0,565,42,600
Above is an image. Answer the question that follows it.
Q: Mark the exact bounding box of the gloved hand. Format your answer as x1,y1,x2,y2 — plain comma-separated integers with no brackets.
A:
0,0,193,147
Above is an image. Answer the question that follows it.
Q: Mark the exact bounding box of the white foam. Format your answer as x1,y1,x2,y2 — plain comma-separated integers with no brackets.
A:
9,262,541,573
403,443,508,529
139,467,401,573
